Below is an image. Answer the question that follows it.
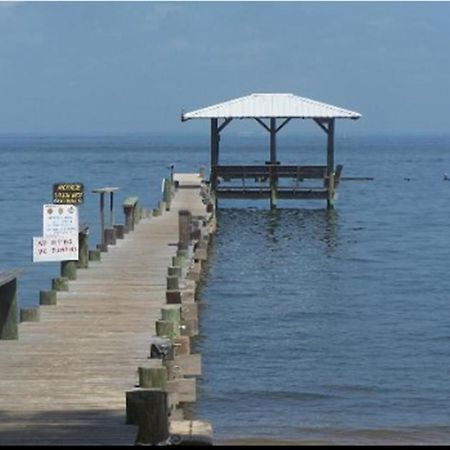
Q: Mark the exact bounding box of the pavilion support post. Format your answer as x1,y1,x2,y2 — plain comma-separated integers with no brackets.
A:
326,119,335,209
269,118,278,209
210,118,219,196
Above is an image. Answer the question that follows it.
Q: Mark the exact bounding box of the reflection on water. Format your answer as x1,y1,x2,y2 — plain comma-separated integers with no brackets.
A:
195,179,450,444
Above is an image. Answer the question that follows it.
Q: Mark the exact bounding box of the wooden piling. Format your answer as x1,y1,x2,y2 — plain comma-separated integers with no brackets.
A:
61,260,77,281
156,320,178,339
114,224,125,239
163,177,172,211
52,277,69,291
177,248,190,262
88,249,101,261
39,289,56,306
104,228,117,246
166,275,180,291
125,388,169,445
172,255,184,268
123,197,139,233
77,226,89,269
20,307,40,323
138,367,168,390
166,290,182,305
168,266,182,278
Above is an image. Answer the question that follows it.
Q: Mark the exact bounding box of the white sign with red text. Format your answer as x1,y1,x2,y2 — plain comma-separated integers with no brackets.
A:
33,235,79,262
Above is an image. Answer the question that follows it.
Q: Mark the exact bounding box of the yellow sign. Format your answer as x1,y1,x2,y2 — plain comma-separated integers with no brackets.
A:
53,183,84,205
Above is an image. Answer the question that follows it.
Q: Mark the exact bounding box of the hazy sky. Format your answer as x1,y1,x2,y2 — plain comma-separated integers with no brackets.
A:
1,1,450,136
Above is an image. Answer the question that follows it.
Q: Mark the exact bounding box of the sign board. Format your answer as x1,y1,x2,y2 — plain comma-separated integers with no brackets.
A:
33,235,79,262
43,204,79,237
53,183,84,205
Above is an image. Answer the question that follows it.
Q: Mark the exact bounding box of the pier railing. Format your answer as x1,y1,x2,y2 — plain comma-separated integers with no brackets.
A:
215,164,343,200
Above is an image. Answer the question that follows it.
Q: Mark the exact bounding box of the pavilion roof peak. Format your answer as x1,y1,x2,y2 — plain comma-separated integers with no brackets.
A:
182,92,361,121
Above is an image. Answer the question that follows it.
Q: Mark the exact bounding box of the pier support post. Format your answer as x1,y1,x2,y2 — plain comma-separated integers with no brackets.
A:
156,320,179,339
168,266,182,278
167,276,180,291
52,277,69,291
138,367,168,390
39,289,57,305
125,389,169,445
104,228,117,246
326,118,335,209
20,307,40,322
0,272,19,340
89,249,101,261
123,197,139,233
77,228,89,269
163,177,172,211
114,224,125,239
61,260,77,281
161,306,181,333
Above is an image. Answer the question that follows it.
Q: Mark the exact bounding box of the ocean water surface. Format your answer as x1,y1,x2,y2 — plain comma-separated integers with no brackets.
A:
1,133,450,444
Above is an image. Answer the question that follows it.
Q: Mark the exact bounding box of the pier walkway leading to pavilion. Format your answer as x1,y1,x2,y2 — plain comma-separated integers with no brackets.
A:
0,173,210,445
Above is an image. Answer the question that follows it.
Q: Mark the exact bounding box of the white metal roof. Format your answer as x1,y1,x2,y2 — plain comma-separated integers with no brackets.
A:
182,93,361,121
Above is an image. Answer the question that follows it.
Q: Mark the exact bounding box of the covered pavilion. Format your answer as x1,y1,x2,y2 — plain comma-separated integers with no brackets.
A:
181,93,361,208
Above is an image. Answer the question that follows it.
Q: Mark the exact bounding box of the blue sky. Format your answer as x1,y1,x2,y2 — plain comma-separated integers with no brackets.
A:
0,1,449,136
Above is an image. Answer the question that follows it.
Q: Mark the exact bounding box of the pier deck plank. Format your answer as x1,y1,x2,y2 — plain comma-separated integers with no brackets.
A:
0,176,206,445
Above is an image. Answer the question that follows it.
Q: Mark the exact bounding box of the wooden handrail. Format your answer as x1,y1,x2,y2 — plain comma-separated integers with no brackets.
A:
216,165,328,179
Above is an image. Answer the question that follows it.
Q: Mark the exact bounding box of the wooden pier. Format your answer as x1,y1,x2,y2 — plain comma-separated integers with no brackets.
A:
0,173,215,445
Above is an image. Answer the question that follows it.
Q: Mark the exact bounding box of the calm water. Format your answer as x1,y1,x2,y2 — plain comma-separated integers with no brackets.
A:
2,133,450,444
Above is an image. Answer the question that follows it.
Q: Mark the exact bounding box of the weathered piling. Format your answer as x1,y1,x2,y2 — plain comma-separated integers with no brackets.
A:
61,260,77,281
167,275,180,291
138,367,168,390
0,270,20,340
125,389,169,445
52,276,69,291
77,224,90,269
114,224,125,239
123,197,139,233
39,289,57,306
156,320,179,340
88,249,101,261
168,266,182,278
163,177,172,211
19,307,40,323
104,227,117,246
